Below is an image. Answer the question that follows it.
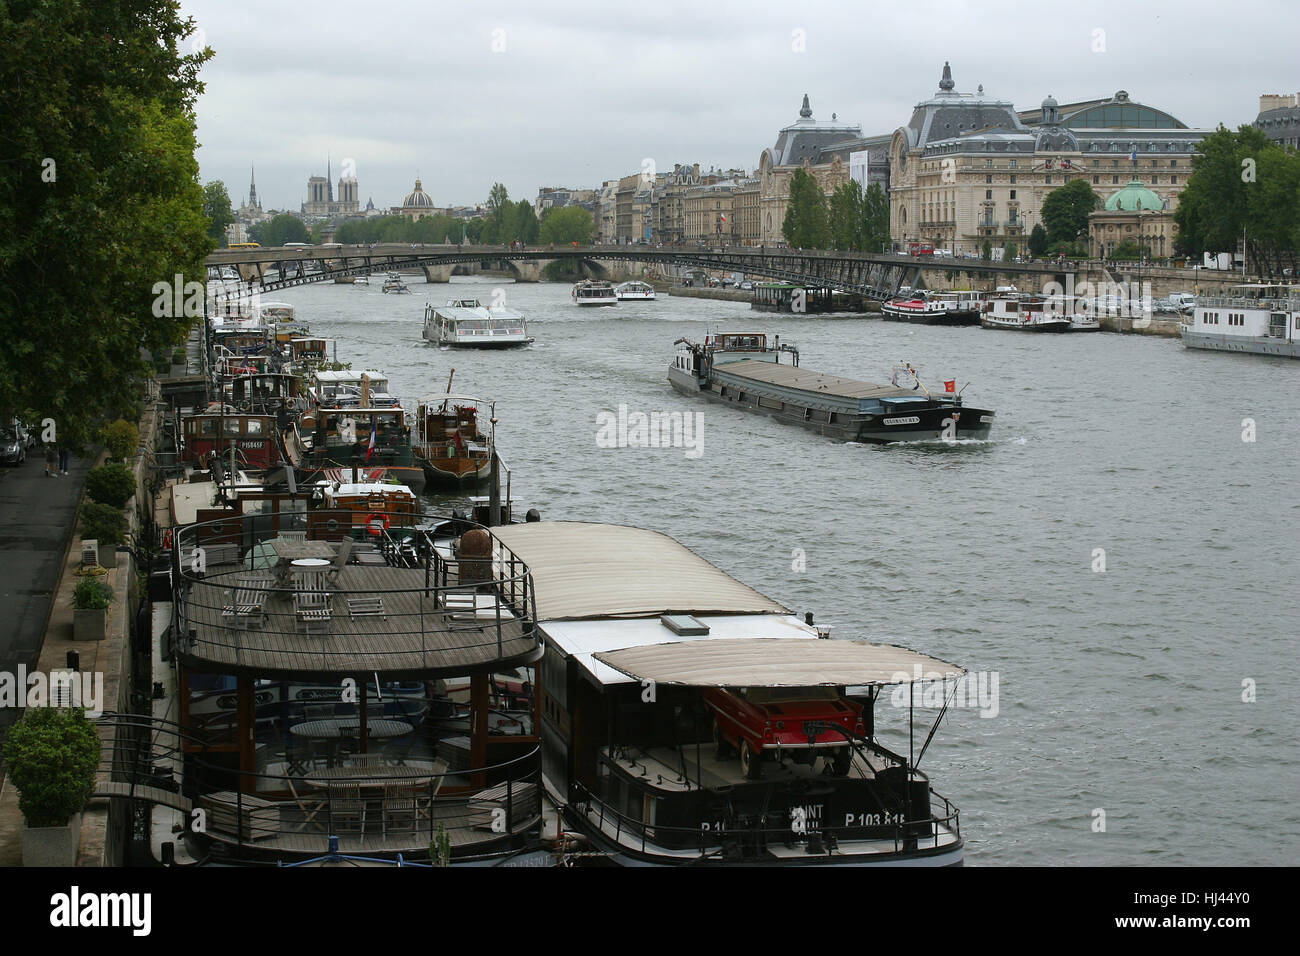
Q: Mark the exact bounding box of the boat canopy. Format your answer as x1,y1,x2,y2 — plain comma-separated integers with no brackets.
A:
491,522,788,621
594,638,965,688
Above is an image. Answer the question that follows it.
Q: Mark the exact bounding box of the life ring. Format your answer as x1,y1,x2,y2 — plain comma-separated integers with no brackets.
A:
366,512,390,536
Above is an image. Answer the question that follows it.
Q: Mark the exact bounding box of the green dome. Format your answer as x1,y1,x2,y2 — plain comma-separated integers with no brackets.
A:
1105,179,1164,211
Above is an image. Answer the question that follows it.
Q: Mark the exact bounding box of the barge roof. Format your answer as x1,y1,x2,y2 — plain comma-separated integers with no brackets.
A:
491,522,788,621
715,360,918,400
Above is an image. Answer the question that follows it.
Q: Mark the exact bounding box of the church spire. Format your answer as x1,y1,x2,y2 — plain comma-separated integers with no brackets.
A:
248,165,259,210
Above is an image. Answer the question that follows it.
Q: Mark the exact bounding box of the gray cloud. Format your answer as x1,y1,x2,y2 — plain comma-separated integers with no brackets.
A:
183,0,1296,211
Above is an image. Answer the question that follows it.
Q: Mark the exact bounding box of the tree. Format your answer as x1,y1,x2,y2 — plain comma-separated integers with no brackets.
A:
538,206,593,245
828,180,863,250
3,707,100,828
0,2,212,447
203,181,235,247
1028,224,1049,257
250,213,307,247
514,200,539,244
860,182,891,253
980,240,993,261
1004,241,1018,262
1041,179,1100,245
782,168,830,249
1111,238,1151,260
1174,125,1281,257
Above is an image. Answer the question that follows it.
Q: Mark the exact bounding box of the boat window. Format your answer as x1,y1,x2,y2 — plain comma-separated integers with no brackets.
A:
246,420,264,436
223,419,242,436
199,419,216,436
742,686,839,704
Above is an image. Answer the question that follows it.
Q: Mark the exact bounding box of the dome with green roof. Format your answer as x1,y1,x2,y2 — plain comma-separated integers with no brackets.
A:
1105,179,1164,211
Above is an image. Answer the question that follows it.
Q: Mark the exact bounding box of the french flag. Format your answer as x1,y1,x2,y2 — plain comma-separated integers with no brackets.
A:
365,419,376,461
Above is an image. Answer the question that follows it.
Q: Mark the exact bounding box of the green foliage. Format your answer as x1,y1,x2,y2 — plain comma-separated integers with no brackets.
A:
250,213,307,247
73,575,114,609
81,501,127,546
782,168,830,249
1004,242,1018,262
203,181,234,247
430,823,452,866
334,214,465,245
1110,238,1150,260
102,419,138,461
3,707,101,827
827,180,862,251
1028,223,1049,257
1041,179,1100,245
1175,125,1300,256
538,206,594,245
0,3,212,449
980,240,993,261
861,182,891,253
513,200,539,244
85,463,136,508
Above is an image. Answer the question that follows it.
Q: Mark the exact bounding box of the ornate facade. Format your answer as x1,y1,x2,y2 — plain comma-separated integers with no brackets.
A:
758,95,859,245
888,64,1207,255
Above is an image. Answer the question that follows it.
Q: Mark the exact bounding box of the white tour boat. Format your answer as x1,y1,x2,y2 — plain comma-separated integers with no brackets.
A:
1181,284,1300,358
422,298,533,348
615,281,657,301
572,279,618,306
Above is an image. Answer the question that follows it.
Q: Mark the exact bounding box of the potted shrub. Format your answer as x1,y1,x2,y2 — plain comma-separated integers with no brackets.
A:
85,463,136,509
80,501,126,568
72,576,112,641
2,707,101,866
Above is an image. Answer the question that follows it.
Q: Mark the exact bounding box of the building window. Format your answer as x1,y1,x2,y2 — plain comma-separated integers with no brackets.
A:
1010,175,1017,184
1093,176,1099,184
986,175,993,184
986,159,993,167
1010,190,1017,199
1171,176,1177,185
1046,175,1052,184
1113,176,1119,184
1152,175,1158,184
1171,159,1178,167
1093,160,1100,167
1009,159,1017,168
985,190,992,199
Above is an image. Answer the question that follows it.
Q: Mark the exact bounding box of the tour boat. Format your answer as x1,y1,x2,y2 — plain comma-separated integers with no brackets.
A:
422,299,533,348
1181,284,1300,358
382,273,411,294
492,520,968,867
572,279,618,306
669,332,994,443
981,292,1072,332
881,290,983,325
615,281,657,301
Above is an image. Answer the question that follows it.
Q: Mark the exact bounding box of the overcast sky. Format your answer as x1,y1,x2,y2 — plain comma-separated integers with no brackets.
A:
180,0,1296,212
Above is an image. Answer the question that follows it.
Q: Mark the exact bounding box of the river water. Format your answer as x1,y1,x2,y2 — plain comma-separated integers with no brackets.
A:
272,275,1299,865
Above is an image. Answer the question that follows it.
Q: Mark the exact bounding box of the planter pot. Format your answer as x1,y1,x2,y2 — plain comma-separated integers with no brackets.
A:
73,607,107,642
22,813,81,867
98,543,118,568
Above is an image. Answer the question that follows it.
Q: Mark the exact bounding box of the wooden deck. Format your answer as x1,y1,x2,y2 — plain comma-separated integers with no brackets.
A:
181,563,537,676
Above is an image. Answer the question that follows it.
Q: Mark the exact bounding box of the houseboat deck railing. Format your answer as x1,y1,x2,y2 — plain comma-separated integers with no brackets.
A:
92,713,542,857
1196,295,1300,310
171,511,539,676
566,780,959,861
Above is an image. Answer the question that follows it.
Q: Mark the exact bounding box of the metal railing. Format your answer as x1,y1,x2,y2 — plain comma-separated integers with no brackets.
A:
565,779,959,863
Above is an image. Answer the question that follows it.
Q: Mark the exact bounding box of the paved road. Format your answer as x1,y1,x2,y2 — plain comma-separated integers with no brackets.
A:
0,449,91,733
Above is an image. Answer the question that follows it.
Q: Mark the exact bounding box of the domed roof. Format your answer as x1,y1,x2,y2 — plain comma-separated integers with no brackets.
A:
403,178,435,208
1042,94,1058,110
1105,179,1163,211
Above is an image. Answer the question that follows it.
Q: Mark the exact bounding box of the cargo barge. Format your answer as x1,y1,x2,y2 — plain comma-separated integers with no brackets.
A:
668,332,994,443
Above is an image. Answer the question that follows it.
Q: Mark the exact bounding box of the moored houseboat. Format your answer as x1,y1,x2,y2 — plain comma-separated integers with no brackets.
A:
412,395,494,489
1181,284,1300,358
669,332,993,443
289,401,425,493
881,290,983,325
981,291,1072,332
492,520,967,867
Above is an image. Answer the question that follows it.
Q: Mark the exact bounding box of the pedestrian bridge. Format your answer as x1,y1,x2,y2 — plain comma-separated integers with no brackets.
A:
206,243,1079,300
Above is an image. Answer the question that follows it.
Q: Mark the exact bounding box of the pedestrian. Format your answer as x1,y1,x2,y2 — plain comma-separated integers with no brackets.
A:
58,446,70,475
44,443,57,477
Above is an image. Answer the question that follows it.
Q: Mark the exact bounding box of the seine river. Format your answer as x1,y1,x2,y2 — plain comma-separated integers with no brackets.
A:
273,274,1298,865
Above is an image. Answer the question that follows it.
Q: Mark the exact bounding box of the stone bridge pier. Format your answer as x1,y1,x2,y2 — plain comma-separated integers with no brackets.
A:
512,260,544,282
421,263,454,283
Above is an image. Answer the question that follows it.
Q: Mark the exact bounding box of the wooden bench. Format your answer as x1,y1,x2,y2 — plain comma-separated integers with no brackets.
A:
202,790,280,841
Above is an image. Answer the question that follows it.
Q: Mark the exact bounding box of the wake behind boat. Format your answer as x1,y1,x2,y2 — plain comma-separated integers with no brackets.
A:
669,332,993,443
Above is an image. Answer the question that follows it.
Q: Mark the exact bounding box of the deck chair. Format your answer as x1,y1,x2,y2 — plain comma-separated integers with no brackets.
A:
324,536,354,588
327,785,367,834
294,580,331,634
382,783,419,837
346,595,385,619
221,577,269,628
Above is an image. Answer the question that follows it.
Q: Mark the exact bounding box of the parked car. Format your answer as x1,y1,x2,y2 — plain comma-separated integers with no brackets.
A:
740,281,754,291
703,686,865,779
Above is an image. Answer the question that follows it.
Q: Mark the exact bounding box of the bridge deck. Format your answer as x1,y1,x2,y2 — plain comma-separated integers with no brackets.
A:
716,360,915,400
93,783,194,814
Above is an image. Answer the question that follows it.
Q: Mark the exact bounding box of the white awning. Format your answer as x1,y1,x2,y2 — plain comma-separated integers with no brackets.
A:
594,638,965,688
